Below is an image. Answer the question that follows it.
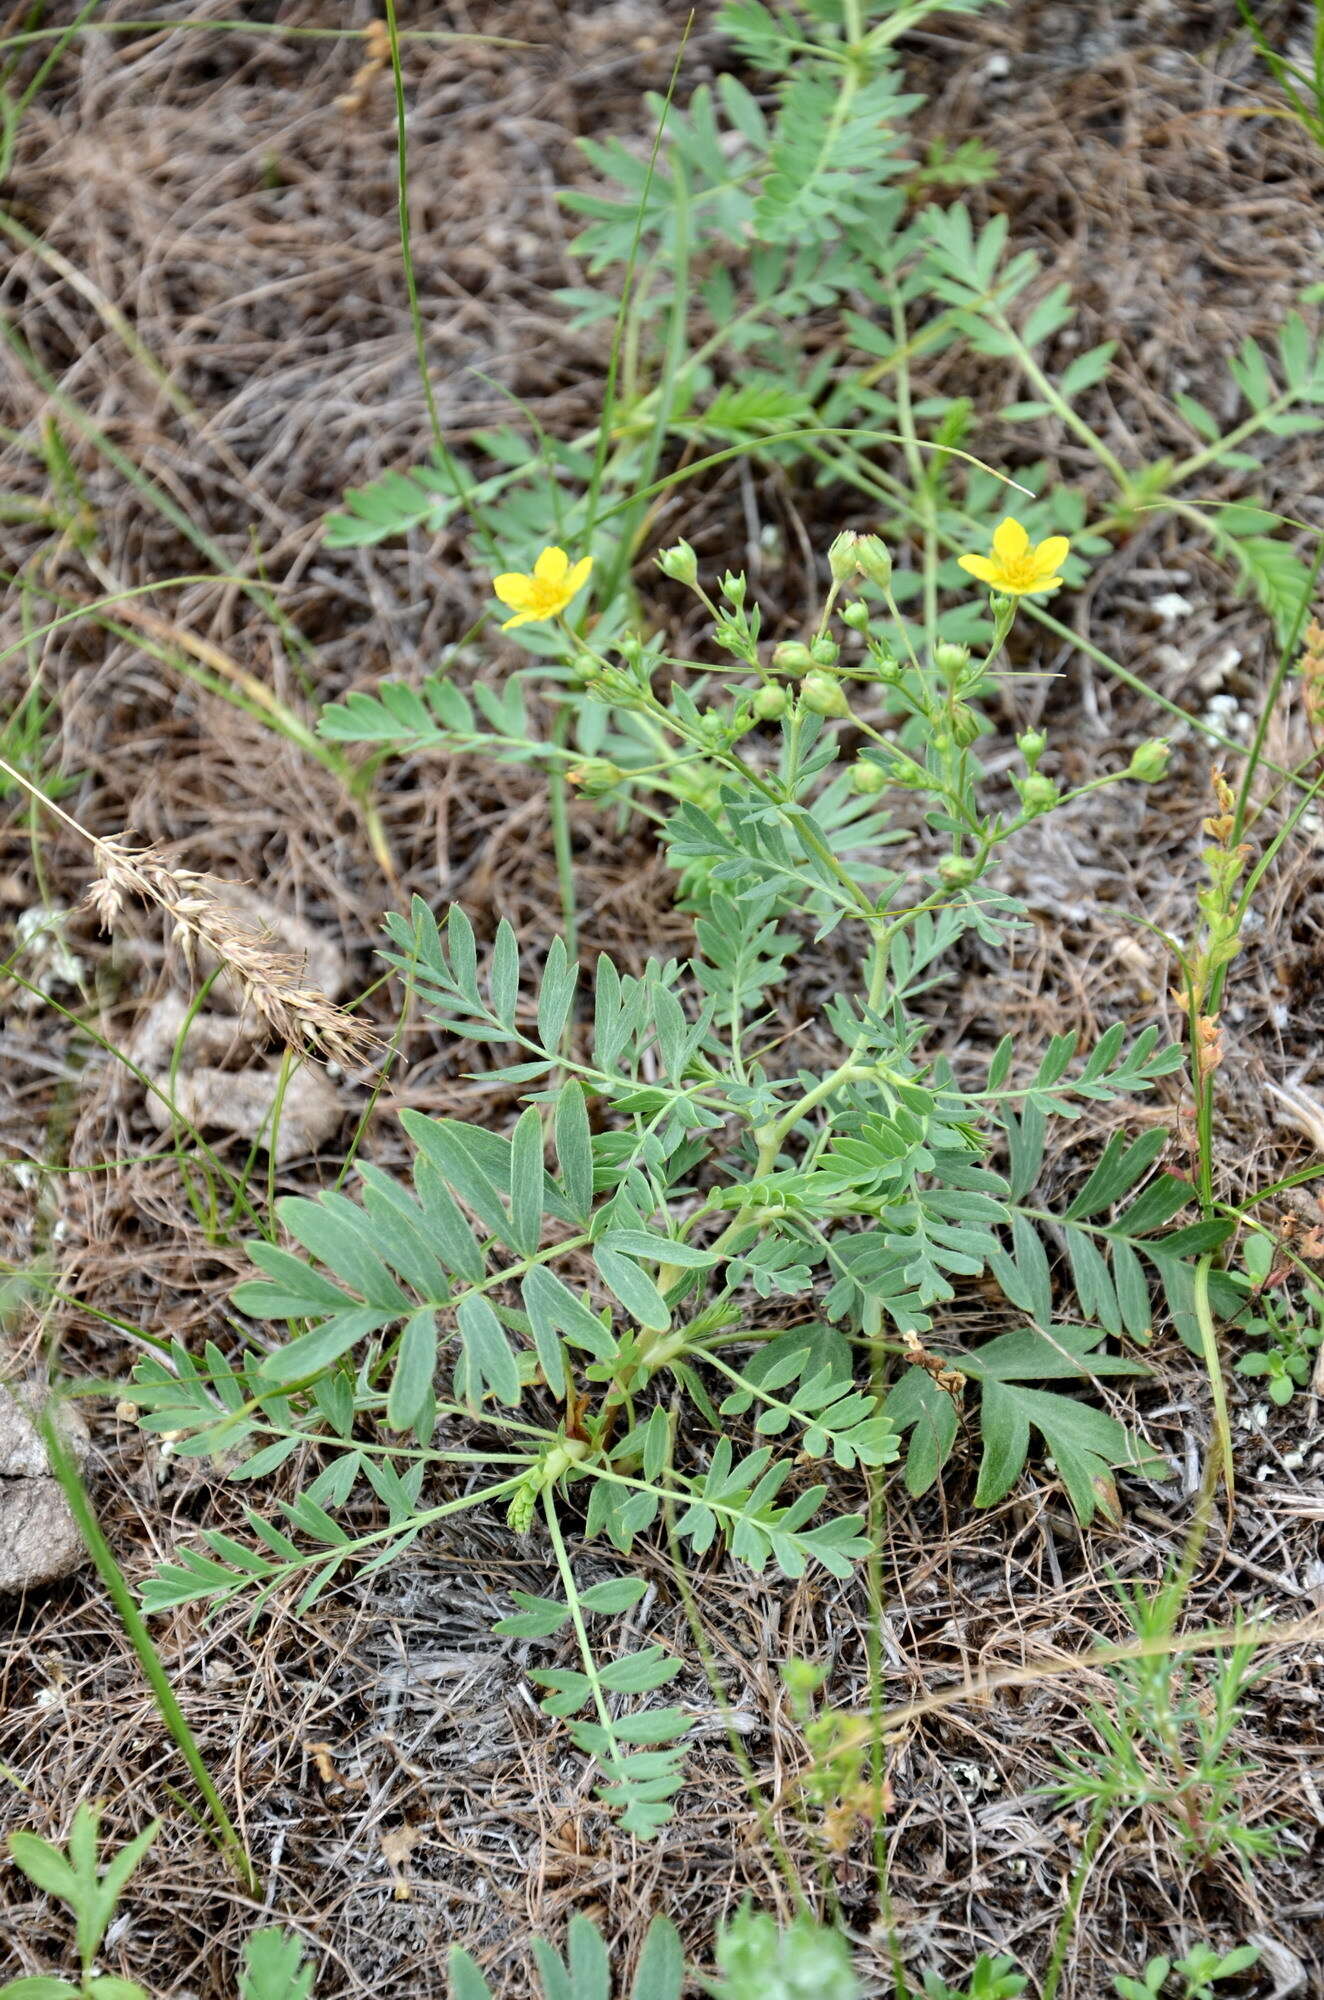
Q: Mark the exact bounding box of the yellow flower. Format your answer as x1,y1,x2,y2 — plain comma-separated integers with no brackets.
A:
957,517,1070,597
492,546,593,630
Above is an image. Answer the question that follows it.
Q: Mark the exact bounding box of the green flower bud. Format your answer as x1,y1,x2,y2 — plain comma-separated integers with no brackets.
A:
800,671,850,719
1017,727,1048,769
752,684,789,721
1019,772,1059,815
930,730,952,754
810,635,840,666
950,703,983,747
851,757,887,795
933,641,970,681
854,535,893,589
828,530,862,583
868,645,903,686
938,853,979,887
772,640,816,672
842,600,871,632
656,540,698,587
567,758,623,797
720,571,747,610
1128,738,1171,783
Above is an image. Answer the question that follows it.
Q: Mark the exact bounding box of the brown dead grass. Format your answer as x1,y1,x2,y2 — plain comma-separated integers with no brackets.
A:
2,2,1323,1996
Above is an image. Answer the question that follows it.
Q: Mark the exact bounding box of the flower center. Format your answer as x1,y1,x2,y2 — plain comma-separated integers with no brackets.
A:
999,552,1038,586
528,579,565,614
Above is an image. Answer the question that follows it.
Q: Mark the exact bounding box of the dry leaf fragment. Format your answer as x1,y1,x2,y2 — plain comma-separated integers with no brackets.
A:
303,1741,365,1793
380,1822,424,1901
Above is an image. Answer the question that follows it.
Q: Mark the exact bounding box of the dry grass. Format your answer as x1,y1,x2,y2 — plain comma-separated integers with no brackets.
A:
2,2,1324,1996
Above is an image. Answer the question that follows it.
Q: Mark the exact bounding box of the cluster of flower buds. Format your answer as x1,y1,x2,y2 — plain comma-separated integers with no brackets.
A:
827,530,893,590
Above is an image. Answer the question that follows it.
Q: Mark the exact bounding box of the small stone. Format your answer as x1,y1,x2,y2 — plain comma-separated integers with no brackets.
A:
133,994,344,1161
0,1382,91,1595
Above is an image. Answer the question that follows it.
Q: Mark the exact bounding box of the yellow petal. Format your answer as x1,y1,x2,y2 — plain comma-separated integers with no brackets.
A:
992,517,1029,562
1033,536,1070,574
534,546,570,585
493,572,536,610
501,607,536,630
564,555,593,599
958,553,998,584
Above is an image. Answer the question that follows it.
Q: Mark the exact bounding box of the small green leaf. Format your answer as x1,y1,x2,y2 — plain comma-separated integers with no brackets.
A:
554,1080,594,1219
7,1833,78,1902
509,1105,546,1256
237,1928,316,2000
630,1915,685,2000
447,1948,496,2000
578,1576,649,1615
594,1247,670,1331
387,1310,438,1432
492,1591,571,1638
0,1983,84,2000
455,1294,522,1406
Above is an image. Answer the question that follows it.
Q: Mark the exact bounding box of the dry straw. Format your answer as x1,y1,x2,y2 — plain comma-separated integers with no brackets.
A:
2,756,379,1070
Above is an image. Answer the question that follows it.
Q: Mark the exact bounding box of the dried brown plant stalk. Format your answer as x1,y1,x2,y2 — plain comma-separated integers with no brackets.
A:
85,834,381,1070
0,753,379,1069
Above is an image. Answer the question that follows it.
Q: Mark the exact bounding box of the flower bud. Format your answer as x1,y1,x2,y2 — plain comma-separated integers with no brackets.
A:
950,704,983,747
752,684,789,720
1017,728,1048,769
810,635,839,666
656,540,698,587
938,853,979,886
506,1479,537,1534
842,600,871,632
854,535,892,589
868,644,903,686
772,640,815,672
933,641,970,681
1128,738,1171,783
567,758,623,796
828,531,862,583
800,671,850,719
1019,772,1059,815
851,757,887,795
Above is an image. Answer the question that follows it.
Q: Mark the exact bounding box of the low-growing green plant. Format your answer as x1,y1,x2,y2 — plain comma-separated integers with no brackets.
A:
920,1956,1027,2000
702,1905,860,2000
449,1913,682,2000
237,1931,317,2000
1113,1940,1261,2000
1,1805,313,2000
331,0,1324,684
782,1655,879,1853
1229,1227,1324,1405
2,1805,158,2000
1237,0,1324,151
131,523,1233,1839
1049,1573,1281,1874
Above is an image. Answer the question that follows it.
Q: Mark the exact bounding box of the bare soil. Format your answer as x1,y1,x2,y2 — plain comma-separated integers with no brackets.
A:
1,3,1322,1996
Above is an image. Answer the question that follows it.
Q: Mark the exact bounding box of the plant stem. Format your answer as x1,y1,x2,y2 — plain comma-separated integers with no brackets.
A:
40,1410,260,1896
548,703,579,959
1041,1804,1107,2000
994,312,1130,491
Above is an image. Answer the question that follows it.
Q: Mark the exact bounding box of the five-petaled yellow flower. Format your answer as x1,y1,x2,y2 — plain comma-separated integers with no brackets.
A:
492,546,593,630
958,517,1070,597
